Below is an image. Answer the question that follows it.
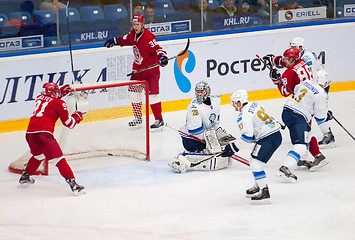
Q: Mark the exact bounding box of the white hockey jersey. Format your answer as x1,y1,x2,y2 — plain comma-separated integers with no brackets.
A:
301,48,320,74
237,102,281,143
284,79,328,123
180,96,221,141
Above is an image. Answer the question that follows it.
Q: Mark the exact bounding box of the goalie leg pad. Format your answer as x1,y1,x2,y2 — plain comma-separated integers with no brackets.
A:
182,153,230,171
169,154,191,173
204,129,222,154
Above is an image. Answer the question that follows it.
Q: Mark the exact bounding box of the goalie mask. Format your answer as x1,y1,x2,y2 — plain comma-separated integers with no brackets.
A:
316,69,330,88
230,89,248,111
42,82,60,98
195,81,211,104
290,37,306,52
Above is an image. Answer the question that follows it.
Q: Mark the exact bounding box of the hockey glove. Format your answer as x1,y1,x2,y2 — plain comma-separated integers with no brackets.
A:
59,84,71,98
72,111,83,124
269,68,281,85
326,110,333,121
159,55,168,67
222,142,239,157
104,37,118,48
262,54,275,69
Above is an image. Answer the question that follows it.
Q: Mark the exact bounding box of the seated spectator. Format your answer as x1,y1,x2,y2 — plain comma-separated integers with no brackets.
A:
215,0,238,17
118,1,144,35
236,0,256,15
280,0,303,10
40,0,66,13
256,0,279,23
132,1,143,15
190,0,214,32
144,3,163,24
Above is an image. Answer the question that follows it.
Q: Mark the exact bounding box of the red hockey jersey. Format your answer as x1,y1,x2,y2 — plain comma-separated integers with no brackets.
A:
27,94,77,135
277,59,313,97
116,29,166,71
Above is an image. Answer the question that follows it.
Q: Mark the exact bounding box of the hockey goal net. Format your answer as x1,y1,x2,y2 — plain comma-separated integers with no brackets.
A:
9,80,150,175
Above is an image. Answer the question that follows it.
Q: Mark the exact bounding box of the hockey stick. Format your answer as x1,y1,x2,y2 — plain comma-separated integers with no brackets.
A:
165,123,205,143
332,115,355,141
256,54,294,96
127,38,190,77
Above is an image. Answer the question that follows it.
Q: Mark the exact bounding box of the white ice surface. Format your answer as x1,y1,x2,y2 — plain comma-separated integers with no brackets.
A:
1,91,355,240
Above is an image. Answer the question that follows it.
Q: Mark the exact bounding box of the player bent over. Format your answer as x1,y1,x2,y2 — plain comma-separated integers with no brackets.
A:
278,72,331,182
19,83,85,195
222,90,282,203
104,14,168,130
263,47,327,170
170,81,235,173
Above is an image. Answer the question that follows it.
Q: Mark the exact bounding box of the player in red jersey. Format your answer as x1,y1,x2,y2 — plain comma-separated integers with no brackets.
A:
263,48,327,170
104,14,168,130
19,83,85,195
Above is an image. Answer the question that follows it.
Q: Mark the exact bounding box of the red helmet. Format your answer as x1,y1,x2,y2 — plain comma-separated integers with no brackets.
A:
42,82,60,98
283,47,300,61
132,14,145,24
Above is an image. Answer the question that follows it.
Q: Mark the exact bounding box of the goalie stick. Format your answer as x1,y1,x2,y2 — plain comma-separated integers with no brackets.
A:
167,124,250,166
127,38,190,77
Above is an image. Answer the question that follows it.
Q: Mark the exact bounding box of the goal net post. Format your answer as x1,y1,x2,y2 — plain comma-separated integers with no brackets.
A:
9,80,150,175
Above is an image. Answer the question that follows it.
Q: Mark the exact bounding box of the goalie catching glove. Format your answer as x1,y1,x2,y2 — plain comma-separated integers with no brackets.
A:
269,68,281,85
104,37,118,48
222,142,239,157
216,127,236,146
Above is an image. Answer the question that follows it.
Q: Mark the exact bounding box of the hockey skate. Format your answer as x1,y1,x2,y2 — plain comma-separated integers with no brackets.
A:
318,129,335,149
278,166,297,182
150,119,164,130
297,160,312,169
251,186,270,204
246,185,260,198
169,154,191,173
66,178,85,196
309,153,329,172
19,171,35,185
128,117,142,127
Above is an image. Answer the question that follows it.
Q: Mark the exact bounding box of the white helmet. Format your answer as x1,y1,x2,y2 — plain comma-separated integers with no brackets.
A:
195,81,211,103
290,37,306,50
316,69,330,88
230,89,248,106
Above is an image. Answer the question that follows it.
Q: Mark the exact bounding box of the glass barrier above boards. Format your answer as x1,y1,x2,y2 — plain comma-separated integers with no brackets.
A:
0,0,354,54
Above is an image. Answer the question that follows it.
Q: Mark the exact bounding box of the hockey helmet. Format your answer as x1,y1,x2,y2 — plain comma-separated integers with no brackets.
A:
316,69,330,88
290,37,306,50
42,82,60,98
230,89,248,106
283,47,300,67
195,81,210,104
132,14,145,24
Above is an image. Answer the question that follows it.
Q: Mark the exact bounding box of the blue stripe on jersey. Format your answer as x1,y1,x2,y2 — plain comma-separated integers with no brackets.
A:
287,150,301,162
241,134,254,143
188,124,204,135
255,127,281,141
253,170,266,180
315,117,327,125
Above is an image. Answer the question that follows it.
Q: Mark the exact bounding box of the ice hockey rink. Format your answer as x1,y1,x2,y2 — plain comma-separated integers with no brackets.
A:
1,90,354,240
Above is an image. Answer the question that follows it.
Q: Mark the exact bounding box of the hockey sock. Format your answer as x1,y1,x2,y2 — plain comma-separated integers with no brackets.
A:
132,102,142,118
253,171,267,189
25,156,43,175
309,136,321,157
150,102,162,120
56,158,75,179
